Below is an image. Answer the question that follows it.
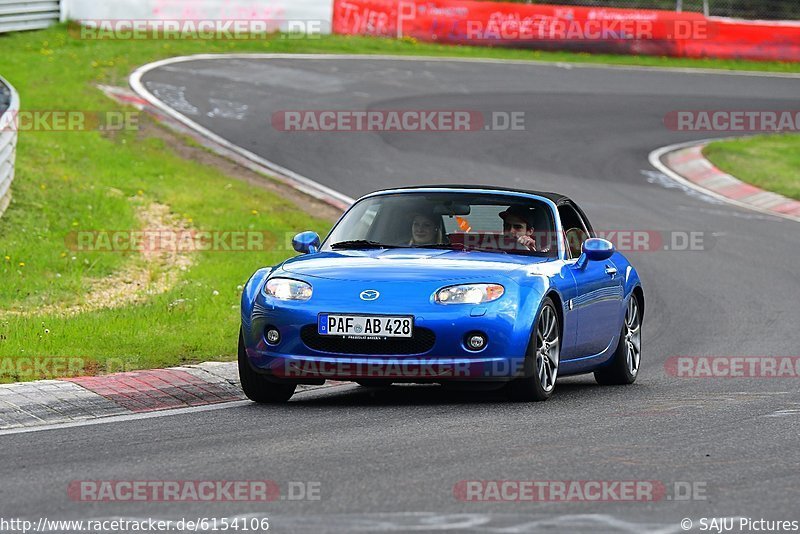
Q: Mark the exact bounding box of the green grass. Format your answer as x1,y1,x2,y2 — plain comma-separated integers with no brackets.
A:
704,135,800,201
1,24,799,382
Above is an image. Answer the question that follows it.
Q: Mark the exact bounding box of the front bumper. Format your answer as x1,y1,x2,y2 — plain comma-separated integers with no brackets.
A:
245,351,526,382
241,279,535,382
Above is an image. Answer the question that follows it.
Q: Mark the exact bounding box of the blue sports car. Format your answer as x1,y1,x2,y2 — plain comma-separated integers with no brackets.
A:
239,186,644,402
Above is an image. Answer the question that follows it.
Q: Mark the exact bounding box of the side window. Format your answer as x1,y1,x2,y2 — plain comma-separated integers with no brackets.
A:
558,204,590,259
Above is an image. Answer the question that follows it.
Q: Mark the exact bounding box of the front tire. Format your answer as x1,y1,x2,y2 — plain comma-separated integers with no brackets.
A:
238,328,296,403
594,293,642,385
507,297,560,402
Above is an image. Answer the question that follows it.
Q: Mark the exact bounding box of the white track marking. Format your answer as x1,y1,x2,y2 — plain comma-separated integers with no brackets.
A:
132,53,800,79
641,169,723,205
0,383,354,437
674,205,783,221
144,82,199,115
0,401,252,436
206,98,249,120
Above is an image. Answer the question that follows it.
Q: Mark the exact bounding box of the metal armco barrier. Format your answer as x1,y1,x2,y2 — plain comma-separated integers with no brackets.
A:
332,0,800,62
0,75,19,218
0,0,60,34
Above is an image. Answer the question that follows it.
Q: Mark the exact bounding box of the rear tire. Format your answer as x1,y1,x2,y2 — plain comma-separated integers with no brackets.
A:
507,297,560,402
594,293,642,386
238,328,296,403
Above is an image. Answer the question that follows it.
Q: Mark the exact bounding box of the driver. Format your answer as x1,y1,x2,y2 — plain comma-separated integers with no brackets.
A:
499,206,545,252
409,212,441,246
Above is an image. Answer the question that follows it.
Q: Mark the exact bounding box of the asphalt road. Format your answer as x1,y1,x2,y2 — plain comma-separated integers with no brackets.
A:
2,57,799,533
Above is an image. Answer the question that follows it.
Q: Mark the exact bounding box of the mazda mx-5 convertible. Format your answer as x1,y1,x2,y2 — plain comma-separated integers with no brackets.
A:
239,186,644,402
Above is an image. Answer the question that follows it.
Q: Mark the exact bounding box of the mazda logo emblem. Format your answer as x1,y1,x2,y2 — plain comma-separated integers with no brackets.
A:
360,290,380,301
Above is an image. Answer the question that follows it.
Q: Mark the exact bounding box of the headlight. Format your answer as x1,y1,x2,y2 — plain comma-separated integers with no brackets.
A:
434,284,504,305
265,278,313,301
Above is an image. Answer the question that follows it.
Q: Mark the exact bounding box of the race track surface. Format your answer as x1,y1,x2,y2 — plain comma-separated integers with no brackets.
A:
2,57,799,532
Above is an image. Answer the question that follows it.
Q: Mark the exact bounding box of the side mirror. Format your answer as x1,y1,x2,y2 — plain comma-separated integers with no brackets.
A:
292,231,320,254
575,238,615,268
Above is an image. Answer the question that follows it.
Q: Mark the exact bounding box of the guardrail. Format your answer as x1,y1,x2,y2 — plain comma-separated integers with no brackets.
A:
0,0,60,34
0,74,19,218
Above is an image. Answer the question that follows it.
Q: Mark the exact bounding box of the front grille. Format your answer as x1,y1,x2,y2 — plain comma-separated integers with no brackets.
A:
300,325,436,355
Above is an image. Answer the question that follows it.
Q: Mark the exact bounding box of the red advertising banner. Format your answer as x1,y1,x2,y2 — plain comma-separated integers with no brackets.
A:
680,18,800,62
332,0,800,62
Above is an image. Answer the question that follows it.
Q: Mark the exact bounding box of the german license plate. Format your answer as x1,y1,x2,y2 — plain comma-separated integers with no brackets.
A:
318,314,413,338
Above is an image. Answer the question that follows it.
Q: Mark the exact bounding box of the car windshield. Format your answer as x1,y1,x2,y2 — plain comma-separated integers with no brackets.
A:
322,192,558,257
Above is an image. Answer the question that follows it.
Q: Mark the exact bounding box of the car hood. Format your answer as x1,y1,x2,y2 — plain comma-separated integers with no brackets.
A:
279,248,550,282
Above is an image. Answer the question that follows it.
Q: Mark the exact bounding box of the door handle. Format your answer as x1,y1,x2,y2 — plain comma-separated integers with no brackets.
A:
605,266,618,277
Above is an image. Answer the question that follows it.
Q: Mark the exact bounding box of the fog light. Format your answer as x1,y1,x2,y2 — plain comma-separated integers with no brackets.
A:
266,327,281,345
466,332,487,351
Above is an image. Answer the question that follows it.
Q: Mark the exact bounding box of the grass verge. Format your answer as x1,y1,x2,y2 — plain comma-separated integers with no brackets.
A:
1,24,799,382
704,135,800,201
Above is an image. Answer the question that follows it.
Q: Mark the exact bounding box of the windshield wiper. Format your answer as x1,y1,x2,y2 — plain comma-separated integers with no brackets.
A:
466,246,508,255
410,243,466,251
330,240,399,250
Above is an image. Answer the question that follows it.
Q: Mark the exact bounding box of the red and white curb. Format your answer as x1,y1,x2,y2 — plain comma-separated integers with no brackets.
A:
650,139,800,223
0,362,341,431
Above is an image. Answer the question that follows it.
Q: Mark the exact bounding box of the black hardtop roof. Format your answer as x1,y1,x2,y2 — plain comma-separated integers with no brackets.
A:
372,185,570,204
